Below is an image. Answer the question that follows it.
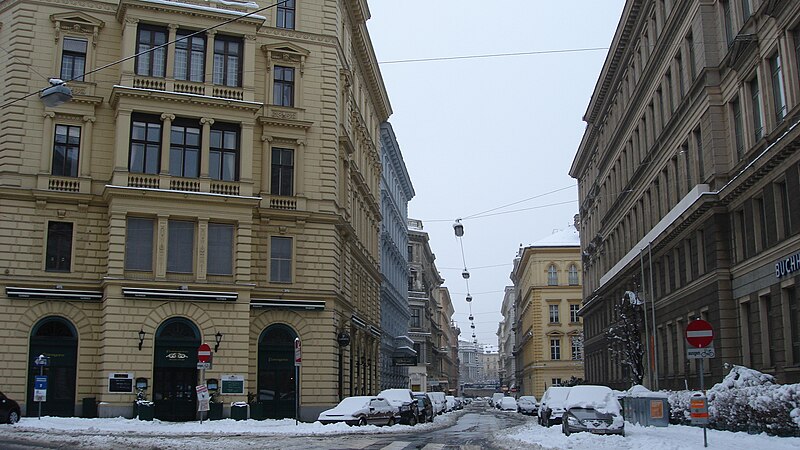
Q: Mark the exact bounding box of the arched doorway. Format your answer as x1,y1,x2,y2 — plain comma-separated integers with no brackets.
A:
152,317,200,421
257,324,297,419
27,317,78,417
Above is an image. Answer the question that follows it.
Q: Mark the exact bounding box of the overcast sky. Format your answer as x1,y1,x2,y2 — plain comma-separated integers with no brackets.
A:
366,1,626,347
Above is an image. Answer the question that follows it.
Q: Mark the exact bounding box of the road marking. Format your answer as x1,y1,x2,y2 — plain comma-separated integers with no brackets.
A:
336,439,377,449
380,442,412,450
420,444,445,450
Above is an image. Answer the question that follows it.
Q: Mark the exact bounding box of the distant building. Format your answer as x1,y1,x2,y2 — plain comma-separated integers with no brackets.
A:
511,222,583,398
379,123,416,390
497,286,517,391
458,340,481,384
478,349,500,385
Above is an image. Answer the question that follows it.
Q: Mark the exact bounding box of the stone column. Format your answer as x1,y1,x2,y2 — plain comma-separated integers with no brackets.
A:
121,18,139,79
243,35,256,101
240,122,254,185
160,113,174,177
112,110,132,185
156,215,169,279
197,218,208,281
80,116,95,178
204,30,217,95
200,118,214,178
166,24,178,89
40,112,55,173
261,134,273,196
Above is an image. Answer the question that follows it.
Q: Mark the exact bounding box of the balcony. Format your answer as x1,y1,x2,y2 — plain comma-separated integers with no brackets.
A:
37,175,91,195
131,76,246,102
115,173,254,197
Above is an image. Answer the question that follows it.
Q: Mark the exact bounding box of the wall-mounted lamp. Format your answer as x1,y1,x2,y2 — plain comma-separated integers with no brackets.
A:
214,331,223,352
138,329,146,351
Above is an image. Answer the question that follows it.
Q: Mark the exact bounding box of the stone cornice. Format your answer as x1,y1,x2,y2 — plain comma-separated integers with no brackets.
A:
116,0,265,28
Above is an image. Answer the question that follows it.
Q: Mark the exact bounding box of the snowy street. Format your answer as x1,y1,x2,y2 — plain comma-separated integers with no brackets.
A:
2,402,800,449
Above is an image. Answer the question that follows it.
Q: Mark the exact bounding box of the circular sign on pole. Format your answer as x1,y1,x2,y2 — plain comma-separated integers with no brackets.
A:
198,343,212,363
686,320,714,348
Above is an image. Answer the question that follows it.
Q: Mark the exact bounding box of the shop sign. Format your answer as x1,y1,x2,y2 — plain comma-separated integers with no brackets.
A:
775,252,800,279
108,372,134,393
392,356,417,366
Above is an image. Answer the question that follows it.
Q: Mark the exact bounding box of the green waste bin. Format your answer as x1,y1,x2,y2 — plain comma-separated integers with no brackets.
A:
209,402,224,420
136,401,154,421
250,402,265,420
231,402,249,420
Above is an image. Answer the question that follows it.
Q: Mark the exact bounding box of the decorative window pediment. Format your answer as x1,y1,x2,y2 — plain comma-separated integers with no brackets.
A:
262,42,310,74
546,330,563,337
51,12,104,43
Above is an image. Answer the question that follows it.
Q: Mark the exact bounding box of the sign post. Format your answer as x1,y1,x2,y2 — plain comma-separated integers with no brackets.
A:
33,354,49,420
197,343,212,423
294,337,301,426
685,319,714,448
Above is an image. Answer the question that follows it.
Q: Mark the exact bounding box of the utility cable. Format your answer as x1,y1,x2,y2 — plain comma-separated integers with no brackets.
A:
377,47,610,65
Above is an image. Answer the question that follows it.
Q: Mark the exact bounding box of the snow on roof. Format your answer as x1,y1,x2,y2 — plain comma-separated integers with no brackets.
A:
139,0,267,20
530,225,580,247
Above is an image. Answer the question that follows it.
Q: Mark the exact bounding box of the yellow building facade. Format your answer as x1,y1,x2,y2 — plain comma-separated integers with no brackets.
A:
511,225,583,398
0,0,389,421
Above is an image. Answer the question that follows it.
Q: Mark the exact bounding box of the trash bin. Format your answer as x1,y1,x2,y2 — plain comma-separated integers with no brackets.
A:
209,402,224,420
136,400,154,421
250,402,265,420
82,397,98,418
231,401,248,420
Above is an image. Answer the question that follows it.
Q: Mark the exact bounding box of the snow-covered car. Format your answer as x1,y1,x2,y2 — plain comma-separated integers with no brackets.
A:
428,391,446,415
499,396,518,411
561,385,624,436
445,395,456,412
517,395,538,415
538,386,571,426
490,393,504,408
377,388,419,425
317,396,398,426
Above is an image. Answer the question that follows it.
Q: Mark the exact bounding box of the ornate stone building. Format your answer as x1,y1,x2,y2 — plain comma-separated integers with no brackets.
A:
0,0,389,421
571,0,800,390
497,286,517,391
510,225,583,398
378,122,415,390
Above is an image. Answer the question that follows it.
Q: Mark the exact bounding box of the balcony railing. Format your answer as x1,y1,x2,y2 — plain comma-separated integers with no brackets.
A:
131,76,245,101
121,173,252,197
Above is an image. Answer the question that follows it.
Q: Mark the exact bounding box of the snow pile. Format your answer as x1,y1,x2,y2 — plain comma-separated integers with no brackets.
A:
707,365,800,436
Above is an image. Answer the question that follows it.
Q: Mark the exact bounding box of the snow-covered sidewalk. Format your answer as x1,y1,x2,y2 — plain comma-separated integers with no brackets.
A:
500,420,800,450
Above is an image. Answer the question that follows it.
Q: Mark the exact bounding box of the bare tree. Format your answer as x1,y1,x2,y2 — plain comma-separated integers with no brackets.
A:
605,291,645,386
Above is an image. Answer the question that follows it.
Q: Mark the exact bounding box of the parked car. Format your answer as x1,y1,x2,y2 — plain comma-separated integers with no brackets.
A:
0,391,20,424
454,397,464,410
428,391,446,415
445,395,456,412
317,396,398,426
378,388,419,425
538,386,572,427
490,392,505,408
561,385,624,436
517,395,538,415
412,392,434,423
499,396,518,411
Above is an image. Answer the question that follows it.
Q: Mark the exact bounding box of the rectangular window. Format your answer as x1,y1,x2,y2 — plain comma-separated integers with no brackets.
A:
125,217,153,271
270,236,292,283
776,180,791,238
694,127,704,180
167,220,194,273
60,38,87,82
754,197,768,251
551,378,562,387
273,66,295,106
722,1,734,47
169,121,201,178
741,0,751,19
411,307,421,328
676,54,685,97
548,265,558,285
129,115,162,174
209,124,240,181
732,96,744,159
271,148,294,196
136,25,167,77
45,221,73,272
750,77,763,141
794,28,800,86
686,33,697,80
208,223,233,275
571,336,583,360
550,339,561,360
277,0,296,29
549,304,560,323
570,304,580,323
52,124,80,177
568,265,579,285
770,53,787,123
213,35,242,87
174,30,205,82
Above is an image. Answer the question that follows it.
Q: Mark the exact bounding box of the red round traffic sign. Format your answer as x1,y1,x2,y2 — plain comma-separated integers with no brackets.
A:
198,343,212,363
686,320,714,348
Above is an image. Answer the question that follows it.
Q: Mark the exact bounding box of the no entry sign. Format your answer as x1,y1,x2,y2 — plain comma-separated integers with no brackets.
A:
197,343,212,363
686,320,714,348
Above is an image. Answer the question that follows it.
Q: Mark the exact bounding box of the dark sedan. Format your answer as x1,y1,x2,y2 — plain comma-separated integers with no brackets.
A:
413,392,434,423
0,391,20,424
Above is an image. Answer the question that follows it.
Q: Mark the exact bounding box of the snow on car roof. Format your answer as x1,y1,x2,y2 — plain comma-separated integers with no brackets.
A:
564,385,621,415
334,396,373,409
